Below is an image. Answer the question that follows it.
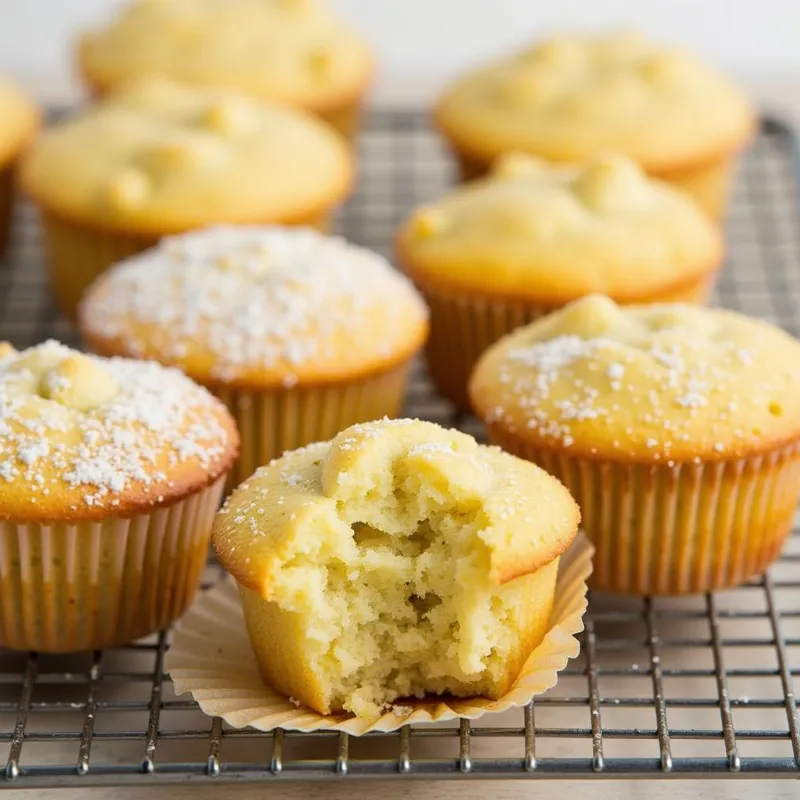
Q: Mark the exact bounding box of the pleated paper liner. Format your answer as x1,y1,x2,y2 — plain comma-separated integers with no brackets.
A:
166,533,593,736
0,476,225,652
487,423,800,594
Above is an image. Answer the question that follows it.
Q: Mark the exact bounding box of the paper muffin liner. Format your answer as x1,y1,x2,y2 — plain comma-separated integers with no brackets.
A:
449,147,736,221
0,476,226,653
0,163,15,256
215,360,413,487
487,424,800,595
417,279,713,412
37,208,335,319
166,533,592,735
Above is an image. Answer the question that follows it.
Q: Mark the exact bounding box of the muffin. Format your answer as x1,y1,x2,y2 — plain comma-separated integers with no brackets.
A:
77,0,373,141
470,294,800,595
0,79,39,256
397,152,722,410
211,417,580,716
435,30,756,219
0,340,238,652
17,78,353,316
78,226,429,485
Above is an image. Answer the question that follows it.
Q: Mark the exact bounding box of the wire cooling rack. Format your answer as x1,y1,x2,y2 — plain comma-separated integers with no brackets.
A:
0,111,800,789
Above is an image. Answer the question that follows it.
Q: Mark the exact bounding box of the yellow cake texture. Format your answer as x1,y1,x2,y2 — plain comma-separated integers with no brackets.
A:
470,294,800,594
435,30,756,218
0,340,238,652
79,226,429,484
18,78,353,316
212,418,580,717
77,0,373,139
0,78,39,254
397,152,722,410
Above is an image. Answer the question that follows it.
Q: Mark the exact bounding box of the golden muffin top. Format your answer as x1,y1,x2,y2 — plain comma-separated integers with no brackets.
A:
79,226,429,388
398,153,722,301
18,78,352,235
77,0,373,112
0,78,39,164
212,418,580,592
470,295,800,462
435,30,755,171
0,340,238,522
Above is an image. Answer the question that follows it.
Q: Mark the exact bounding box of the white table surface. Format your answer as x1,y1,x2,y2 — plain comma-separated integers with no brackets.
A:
5,82,800,800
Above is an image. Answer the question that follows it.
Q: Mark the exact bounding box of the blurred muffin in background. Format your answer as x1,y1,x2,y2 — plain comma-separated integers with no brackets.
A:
435,30,756,219
396,152,722,410
18,78,353,317
0,79,39,256
77,0,373,141
79,226,429,486
470,295,800,595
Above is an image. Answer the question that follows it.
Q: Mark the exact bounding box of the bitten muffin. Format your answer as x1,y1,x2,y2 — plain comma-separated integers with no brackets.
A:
470,294,800,595
0,79,39,255
397,152,722,410
18,78,353,316
435,30,756,218
0,340,238,652
212,418,580,717
79,226,429,485
77,0,373,140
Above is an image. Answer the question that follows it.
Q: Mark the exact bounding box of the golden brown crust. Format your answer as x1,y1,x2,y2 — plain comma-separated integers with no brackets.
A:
0,79,41,166
0,341,239,524
397,235,722,308
395,153,724,304
433,32,757,174
17,79,354,237
77,227,429,389
74,0,374,117
469,295,800,464
212,419,580,594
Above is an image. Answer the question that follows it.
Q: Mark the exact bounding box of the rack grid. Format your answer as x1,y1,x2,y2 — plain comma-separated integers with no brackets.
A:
0,110,799,788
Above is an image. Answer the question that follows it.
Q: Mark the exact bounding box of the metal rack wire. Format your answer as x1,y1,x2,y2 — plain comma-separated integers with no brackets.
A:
0,110,799,788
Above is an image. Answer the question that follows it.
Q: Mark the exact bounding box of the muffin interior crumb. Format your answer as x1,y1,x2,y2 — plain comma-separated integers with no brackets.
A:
265,445,518,717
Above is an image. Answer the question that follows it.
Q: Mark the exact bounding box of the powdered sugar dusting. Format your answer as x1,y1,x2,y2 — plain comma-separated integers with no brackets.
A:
0,340,234,512
480,298,800,458
80,226,428,382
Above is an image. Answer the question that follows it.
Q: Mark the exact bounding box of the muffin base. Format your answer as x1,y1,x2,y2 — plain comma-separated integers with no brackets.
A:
0,164,14,257
452,150,738,222
0,476,226,652
167,534,591,733
39,209,334,318
486,426,800,595
215,360,414,487
418,277,715,412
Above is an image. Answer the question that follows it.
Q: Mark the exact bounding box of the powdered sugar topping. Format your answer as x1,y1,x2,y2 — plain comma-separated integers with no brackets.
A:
0,340,234,513
480,298,800,459
80,226,428,383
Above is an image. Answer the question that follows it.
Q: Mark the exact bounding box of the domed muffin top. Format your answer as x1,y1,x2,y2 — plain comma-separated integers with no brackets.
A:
435,30,755,170
398,153,722,301
80,226,429,388
470,295,800,462
0,340,238,521
18,78,352,233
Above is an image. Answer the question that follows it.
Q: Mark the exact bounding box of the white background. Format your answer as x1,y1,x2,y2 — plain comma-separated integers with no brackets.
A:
0,0,798,102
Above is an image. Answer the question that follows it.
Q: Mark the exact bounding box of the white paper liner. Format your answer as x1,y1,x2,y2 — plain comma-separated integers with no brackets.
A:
166,533,592,736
